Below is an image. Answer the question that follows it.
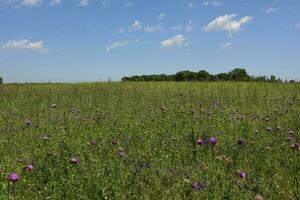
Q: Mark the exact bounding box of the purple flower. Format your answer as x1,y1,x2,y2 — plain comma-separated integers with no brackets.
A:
70,158,79,165
238,171,246,178
8,173,20,183
237,139,244,145
291,143,298,150
90,139,97,145
24,164,33,171
112,138,117,145
196,138,204,145
192,181,206,190
210,137,217,145
118,148,126,157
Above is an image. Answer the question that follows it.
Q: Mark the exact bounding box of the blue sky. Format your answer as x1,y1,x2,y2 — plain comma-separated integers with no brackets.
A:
0,0,299,83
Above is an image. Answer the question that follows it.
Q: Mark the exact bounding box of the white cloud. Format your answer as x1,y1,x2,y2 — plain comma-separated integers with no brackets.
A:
157,13,166,21
295,22,300,28
1,39,47,52
203,14,253,34
78,0,88,6
106,41,129,51
117,27,125,33
188,2,199,8
220,42,232,49
50,0,61,6
160,35,188,50
21,0,42,6
203,0,223,6
102,1,109,7
144,25,164,33
126,2,132,7
129,20,142,31
185,20,194,32
171,26,183,31
265,7,279,14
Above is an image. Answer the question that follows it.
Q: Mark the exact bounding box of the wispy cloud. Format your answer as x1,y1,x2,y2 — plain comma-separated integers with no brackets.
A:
203,14,253,35
220,42,232,49
157,13,166,21
295,22,300,28
185,20,195,32
106,40,139,51
78,0,88,6
1,39,47,53
129,20,142,31
21,0,42,7
265,7,279,14
188,2,199,8
50,0,62,6
144,25,164,33
126,1,132,7
160,35,189,50
203,0,223,6
102,1,109,7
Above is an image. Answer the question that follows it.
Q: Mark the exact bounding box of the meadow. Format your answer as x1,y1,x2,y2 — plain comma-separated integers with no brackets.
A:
0,82,299,200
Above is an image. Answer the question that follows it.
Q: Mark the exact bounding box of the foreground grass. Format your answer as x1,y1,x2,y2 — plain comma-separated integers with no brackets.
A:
0,82,299,199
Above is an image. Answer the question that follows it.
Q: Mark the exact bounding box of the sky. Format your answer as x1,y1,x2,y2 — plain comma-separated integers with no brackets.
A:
0,0,299,83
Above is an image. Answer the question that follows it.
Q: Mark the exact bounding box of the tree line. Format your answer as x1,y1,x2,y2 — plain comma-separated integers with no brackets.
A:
0,76,2,84
121,68,295,82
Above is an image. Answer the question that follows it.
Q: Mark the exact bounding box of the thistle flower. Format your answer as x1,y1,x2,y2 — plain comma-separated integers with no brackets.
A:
291,143,298,150
210,137,217,145
24,164,33,171
238,171,246,178
254,195,263,200
8,173,20,183
196,138,204,145
237,139,244,145
191,181,206,190
70,158,79,165
112,138,117,145
90,139,97,145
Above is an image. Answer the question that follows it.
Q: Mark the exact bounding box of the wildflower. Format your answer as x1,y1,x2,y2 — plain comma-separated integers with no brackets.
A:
254,194,263,200
90,139,97,145
210,137,217,145
51,104,57,108
238,171,246,178
8,173,20,183
196,138,204,145
112,138,117,145
267,127,272,132
291,143,298,150
70,158,79,165
237,139,244,145
24,164,33,171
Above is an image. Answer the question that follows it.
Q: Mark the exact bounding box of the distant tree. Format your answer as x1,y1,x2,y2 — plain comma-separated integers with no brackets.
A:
175,71,197,81
216,73,230,81
197,70,211,81
0,76,2,84
229,68,250,81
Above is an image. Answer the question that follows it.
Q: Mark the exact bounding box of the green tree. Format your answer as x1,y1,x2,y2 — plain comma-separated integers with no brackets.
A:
197,70,211,81
229,68,250,81
216,73,230,81
0,76,2,84
175,71,197,81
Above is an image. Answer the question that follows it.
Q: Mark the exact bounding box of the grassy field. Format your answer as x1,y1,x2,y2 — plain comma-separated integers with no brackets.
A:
0,82,299,199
